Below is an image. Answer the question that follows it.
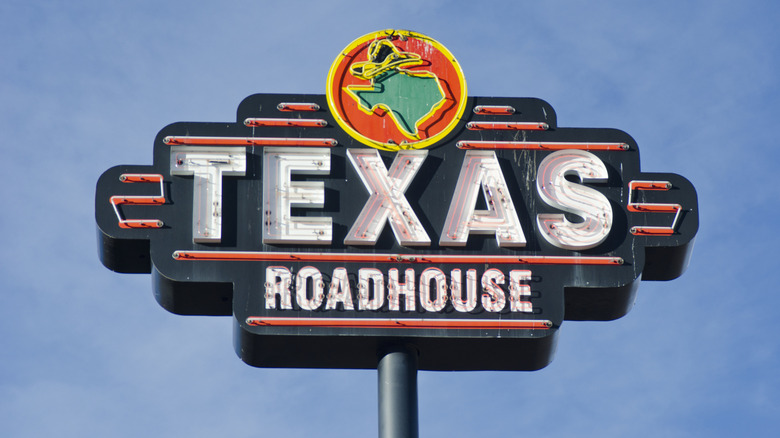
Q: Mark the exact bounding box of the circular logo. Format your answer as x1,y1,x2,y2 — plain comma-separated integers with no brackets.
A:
326,29,468,151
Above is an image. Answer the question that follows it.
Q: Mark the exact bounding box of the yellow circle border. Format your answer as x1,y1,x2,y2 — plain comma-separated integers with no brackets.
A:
326,29,468,151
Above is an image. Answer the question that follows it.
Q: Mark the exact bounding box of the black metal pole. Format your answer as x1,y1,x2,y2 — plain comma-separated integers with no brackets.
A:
377,344,419,438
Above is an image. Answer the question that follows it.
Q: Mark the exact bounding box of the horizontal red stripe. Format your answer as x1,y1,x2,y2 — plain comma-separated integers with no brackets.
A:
118,220,163,229
163,136,337,147
456,141,629,151
173,250,623,265
119,173,163,183
627,203,681,213
110,196,165,205
472,105,516,115
629,181,671,191
243,118,327,128
630,227,675,236
277,102,320,112
246,316,552,330
466,121,548,131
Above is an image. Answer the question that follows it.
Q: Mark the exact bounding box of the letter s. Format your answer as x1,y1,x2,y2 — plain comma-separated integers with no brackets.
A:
536,150,612,250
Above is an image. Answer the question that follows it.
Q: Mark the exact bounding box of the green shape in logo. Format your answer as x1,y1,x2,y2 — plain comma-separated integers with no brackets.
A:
348,70,445,138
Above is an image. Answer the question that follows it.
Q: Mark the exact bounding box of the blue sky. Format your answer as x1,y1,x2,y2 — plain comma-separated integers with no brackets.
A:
2,0,779,436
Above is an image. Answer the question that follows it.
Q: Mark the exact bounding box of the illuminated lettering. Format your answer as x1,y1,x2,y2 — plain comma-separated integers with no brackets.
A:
388,268,416,312
450,269,478,313
440,150,527,247
536,150,613,250
358,268,385,311
262,266,537,315
344,149,430,247
169,147,623,251
295,266,325,311
481,269,506,312
326,267,354,310
170,146,246,243
262,147,332,245
419,268,447,312
265,266,293,309
509,270,533,312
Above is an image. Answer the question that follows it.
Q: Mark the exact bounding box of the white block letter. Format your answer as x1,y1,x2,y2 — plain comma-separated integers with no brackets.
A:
388,268,416,312
509,270,533,313
536,150,612,250
420,268,447,312
263,147,332,244
170,146,246,243
326,267,354,310
344,149,430,247
265,266,292,310
450,269,478,313
481,269,506,312
295,266,324,311
440,151,526,247
358,268,385,311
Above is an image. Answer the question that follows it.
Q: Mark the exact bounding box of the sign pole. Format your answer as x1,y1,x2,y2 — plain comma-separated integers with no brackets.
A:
378,344,419,438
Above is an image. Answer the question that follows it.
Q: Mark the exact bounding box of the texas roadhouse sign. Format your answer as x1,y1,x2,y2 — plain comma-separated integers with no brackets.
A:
96,30,698,371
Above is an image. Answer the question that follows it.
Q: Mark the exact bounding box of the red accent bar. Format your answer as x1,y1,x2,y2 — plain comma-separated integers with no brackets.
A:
473,105,516,115
456,141,629,151
110,174,165,229
627,203,681,214
277,102,320,112
246,317,552,330
244,118,328,128
173,250,623,265
119,174,163,183
163,136,337,147
466,121,548,131
110,195,164,206
116,219,164,229
629,181,672,191
630,227,675,236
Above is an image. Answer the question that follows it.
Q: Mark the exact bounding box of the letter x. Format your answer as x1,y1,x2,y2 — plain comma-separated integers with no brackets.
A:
345,149,430,246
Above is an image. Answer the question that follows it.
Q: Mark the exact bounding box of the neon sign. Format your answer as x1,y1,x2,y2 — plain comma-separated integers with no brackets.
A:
96,30,698,371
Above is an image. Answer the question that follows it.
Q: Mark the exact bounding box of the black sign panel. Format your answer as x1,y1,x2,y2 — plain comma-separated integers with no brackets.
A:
96,92,697,370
